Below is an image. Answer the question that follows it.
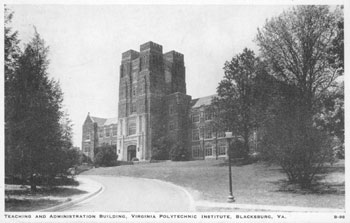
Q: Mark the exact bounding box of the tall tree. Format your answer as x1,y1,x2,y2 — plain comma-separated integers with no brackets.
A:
256,6,342,121
4,7,22,178
215,48,260,157
6,29,66,191
256,6,343,187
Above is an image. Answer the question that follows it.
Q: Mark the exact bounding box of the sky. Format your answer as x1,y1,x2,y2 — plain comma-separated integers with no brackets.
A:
7,4,298,147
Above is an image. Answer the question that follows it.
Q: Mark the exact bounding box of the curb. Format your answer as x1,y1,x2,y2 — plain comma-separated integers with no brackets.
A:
39,177,104,212
196,201,345,212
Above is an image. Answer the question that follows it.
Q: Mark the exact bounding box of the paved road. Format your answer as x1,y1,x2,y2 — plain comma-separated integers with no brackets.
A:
62,176,194,212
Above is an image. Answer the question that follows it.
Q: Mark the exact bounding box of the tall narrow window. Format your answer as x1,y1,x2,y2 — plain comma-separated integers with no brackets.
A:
205,110,212,120
131,103,137,113
99,128,103,138
139,116,142,132
205,127,212,139
112,125,118,136
169,121,176,131
105,127,110,137
169,104,174,115
128,122,136,135
192,129,199,141
192,145,200,158
218,145,227,155
205,144,213,156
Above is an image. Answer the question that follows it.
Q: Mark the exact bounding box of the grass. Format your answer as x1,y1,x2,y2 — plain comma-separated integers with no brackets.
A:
5,198,62,212
5,185,87,212
82,159,345,209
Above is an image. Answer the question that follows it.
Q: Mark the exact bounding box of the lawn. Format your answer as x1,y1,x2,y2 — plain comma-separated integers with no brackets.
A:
5,184,87,212
82,159,345,209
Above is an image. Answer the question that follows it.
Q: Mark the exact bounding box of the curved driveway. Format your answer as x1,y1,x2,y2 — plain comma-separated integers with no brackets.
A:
62,175,194,212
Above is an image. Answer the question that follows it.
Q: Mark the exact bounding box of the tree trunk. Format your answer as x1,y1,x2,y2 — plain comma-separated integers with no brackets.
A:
215,131,218,160
243,127,250,159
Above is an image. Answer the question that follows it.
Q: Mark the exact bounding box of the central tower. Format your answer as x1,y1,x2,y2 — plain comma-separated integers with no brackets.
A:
117,41,191,161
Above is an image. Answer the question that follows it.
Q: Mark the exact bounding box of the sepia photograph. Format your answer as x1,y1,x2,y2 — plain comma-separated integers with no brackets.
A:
2,0,347,222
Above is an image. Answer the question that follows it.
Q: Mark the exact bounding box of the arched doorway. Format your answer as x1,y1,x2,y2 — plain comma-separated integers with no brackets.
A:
127,145,137,161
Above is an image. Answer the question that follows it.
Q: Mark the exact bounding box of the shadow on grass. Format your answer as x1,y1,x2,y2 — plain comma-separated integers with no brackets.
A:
320,166,345,173
5,198,62,212
273,179,345,195
6,187,87,197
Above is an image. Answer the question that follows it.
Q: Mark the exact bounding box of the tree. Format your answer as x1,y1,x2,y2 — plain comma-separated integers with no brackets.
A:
60,110,74,149
256,6,342,120
256,6,343,187
259,82,334,188
4,7,22,180
215,48,260,158
4,7,20,79
314,82,344,158
5,29,67,191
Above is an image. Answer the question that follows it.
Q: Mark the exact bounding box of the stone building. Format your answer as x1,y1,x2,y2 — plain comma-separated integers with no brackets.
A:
82,115,118,160
190,95,228,160
82,41,228,161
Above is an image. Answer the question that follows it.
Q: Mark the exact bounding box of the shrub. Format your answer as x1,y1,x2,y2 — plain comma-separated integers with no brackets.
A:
94,145,118,167
228,139,246,159
260,119,334,188
80,153,93,164
169,143,188,161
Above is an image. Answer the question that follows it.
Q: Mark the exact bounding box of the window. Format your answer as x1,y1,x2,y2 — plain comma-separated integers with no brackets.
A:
192,145,200,158
205,127,212,139
139,83,144,94
218,145,227,155
205,110,212,121
169,121,176,131
131,103,137,113
192,129,199,141
132,88,136,96
120,120,123,135
112,126,118,136
85,133,90,140
218,131,225,138
192,113,199,123
132,61,138,71
99,128,103,138
169,104,174,115
128,122,136,135
120,65,124,77
139,116,142,132
205,144,213,156
105,128,110,137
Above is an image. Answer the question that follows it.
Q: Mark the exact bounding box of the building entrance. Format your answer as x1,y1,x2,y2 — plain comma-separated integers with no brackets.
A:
127,145,137,161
